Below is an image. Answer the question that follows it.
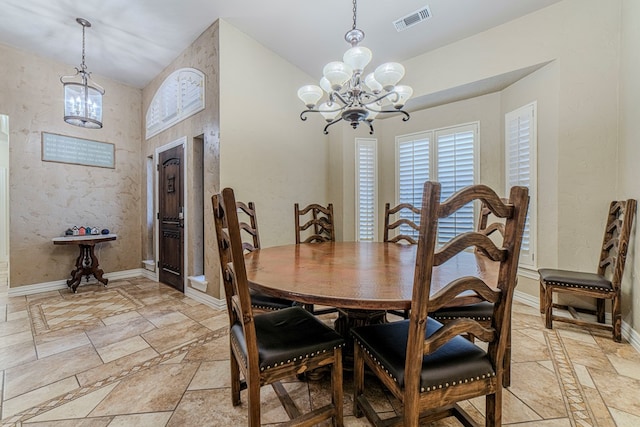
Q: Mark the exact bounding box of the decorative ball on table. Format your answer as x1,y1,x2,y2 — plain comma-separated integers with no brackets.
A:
101,229,110,235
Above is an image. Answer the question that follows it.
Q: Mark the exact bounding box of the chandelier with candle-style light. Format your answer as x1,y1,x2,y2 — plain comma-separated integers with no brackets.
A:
298,0,412,135
61,18,105,129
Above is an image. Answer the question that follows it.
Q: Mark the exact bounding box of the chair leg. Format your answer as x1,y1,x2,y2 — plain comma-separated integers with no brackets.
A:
503,326,511,388
612,294,622,343
353,345,364,418
332,348,344,427
485,386,502,427
230,346,242,406
539,281,546,314
247,377,261,427
596,298,606,324
544,285,554,330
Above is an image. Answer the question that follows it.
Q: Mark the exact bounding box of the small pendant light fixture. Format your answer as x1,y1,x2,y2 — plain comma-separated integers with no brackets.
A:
61,18,105,129
298,0,412,135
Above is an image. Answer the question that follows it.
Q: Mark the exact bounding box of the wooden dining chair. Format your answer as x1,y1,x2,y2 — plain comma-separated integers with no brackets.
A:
352,182,529,426
383,202,421,244
235,200,295,311
213,190,345,427
295,202,338,315
430,199,513,387
383,202,421,319
294,203,335,243
539,199,636,342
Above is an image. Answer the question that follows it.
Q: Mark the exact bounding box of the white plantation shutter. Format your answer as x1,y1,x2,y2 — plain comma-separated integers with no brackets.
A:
506,103,536,268
356,138,377,241
396,124,477,244
396,133,430,238
436,126,477,245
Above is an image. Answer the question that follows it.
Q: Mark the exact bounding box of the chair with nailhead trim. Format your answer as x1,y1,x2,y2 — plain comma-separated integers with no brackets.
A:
539,199,636,342
234,200,296,312
431,199,513,388
294,202,339,316
352,182,529,426
214,190,345,427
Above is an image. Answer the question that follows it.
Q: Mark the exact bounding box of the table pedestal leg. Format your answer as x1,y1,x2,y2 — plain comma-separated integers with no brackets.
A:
334,308,387,365
66,243,108,293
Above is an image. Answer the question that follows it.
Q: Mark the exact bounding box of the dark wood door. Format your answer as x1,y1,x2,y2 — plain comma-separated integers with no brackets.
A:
158,145,184,291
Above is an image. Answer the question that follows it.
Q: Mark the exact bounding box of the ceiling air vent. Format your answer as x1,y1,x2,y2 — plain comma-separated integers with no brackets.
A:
393,5,432,32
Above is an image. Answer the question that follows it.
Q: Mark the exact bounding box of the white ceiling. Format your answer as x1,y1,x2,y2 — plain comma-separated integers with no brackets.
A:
0,0,562,89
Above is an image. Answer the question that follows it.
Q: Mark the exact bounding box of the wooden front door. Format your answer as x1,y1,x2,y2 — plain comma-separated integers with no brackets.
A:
158,145,184,291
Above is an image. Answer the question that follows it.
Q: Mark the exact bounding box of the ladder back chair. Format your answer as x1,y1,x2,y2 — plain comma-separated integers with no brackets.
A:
295,202,338,315
295,203,335,243
213,190,345,427
383,202,421,245
352,182,529,427
431,198,512,387
539,199,637,342
235,200,295,311
383,202,421,319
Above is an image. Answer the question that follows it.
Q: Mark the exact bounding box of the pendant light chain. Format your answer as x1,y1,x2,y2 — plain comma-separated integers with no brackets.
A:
352,0,357,31
80,24,87,72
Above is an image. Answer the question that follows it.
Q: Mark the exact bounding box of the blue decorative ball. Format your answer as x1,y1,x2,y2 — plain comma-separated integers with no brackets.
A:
101,229,110,235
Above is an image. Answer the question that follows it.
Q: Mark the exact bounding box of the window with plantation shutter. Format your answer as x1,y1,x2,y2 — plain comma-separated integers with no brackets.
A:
355,138,377,241
396,133,430,238
435,125,477,245
505,102,536,268
395,123,478,244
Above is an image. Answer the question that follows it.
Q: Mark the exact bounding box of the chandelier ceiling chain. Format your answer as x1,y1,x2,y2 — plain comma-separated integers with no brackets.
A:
61,18,105,129
298,0,412,134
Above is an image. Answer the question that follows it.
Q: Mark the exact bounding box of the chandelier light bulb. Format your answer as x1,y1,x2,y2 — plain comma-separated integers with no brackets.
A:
365,102,382,120
343,46,372,72
374,62,405,91
297,85,324,108
323,61,353,91
364,73,382,94
392,85,413,108
319,102,341,121
320,77,332,94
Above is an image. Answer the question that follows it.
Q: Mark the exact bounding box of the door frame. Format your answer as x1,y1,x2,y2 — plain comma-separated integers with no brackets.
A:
154,136,188,290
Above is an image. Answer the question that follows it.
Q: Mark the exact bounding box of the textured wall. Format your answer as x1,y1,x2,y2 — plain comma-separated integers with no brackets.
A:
0,43,142,287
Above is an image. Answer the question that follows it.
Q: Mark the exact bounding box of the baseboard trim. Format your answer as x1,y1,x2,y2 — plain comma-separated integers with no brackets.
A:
7,268,148,296
184,286,225,310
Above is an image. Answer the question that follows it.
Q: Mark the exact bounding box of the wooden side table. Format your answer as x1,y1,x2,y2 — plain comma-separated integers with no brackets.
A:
52,234,117,293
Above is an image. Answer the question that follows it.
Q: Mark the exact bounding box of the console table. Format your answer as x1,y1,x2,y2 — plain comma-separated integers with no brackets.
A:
52,234,117,293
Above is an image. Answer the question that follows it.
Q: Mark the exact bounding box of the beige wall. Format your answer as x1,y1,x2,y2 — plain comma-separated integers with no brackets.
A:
618,0,640,331
218,20,328,248
141,22,221,299
0,43,142,287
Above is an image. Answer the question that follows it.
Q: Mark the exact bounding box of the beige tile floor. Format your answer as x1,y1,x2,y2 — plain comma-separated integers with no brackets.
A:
0,277,639,426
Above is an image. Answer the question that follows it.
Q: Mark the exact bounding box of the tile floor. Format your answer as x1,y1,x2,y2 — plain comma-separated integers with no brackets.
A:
0,277,639,426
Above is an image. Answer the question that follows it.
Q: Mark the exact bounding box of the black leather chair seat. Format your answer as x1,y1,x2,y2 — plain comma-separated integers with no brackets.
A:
231,307,344,371
431,301,494,321
352,317,494,392
249,289,295,310
539,268,613,291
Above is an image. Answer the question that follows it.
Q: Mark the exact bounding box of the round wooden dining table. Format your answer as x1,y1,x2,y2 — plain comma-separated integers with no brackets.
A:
245,241,499,353
244,241,499,312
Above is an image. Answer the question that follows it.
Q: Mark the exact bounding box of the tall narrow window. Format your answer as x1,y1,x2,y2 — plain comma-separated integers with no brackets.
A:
355,138,377,241
506,102,536,268
396,123,478,243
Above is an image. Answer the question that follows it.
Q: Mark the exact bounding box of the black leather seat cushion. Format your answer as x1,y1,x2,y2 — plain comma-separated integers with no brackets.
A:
231,307,344,371
249,289,295,310
539,268,612,291
431,301,494,321
352,317,494,392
